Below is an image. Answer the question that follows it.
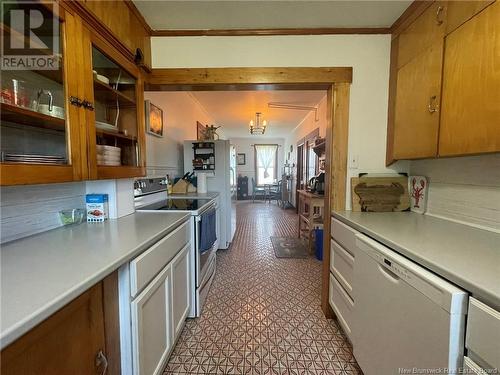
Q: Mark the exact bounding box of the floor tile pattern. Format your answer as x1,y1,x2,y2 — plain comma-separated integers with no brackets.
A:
163,202,362,374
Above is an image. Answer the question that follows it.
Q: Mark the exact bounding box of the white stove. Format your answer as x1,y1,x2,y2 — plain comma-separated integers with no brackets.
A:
134,178,219,317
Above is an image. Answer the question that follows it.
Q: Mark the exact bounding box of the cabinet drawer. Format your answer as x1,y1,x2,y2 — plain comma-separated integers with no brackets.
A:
397,1,447,68
130,221,190,297
331,218,357,255
329,274,354,341
466,297,500,369
330,239,354,298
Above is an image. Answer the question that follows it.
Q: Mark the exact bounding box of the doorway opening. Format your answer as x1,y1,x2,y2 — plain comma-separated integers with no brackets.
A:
145,67,351,317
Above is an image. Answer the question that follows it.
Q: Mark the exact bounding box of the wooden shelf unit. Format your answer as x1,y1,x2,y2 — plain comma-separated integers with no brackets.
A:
297,190,325,253
93,79,136,107
1,103,65,131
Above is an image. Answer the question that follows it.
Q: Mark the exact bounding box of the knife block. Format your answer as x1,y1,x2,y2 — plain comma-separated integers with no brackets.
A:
172,179,196,194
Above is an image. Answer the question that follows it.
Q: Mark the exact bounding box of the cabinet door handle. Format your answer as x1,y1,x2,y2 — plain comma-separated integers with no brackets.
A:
82,100,95,111
69,96,83,107
428,95,438,113
95,350,108,375
436,6,444,25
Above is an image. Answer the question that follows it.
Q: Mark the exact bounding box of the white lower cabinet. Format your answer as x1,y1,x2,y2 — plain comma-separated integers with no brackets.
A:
171,244,191,341
465,297,500,372
131,264,173,375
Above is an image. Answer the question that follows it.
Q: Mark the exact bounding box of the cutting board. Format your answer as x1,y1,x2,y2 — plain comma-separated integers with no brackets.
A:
351,176,410,212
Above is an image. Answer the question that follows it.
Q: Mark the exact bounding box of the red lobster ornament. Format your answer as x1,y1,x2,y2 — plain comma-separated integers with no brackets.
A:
411,177,426,208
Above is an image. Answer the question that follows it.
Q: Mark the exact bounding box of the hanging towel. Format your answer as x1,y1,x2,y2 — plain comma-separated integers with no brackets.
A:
200,209,217,253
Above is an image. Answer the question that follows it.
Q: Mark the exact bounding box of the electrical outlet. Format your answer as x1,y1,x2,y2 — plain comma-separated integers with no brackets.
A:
350,154,359,169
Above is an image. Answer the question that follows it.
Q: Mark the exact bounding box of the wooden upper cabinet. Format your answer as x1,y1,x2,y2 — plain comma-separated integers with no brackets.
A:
80,0,152,69
446,0,495,34
0,6,85,185
439,1,500,156
393,42,443,159
397,1,447,69
82,30,146,180
1,284,107,375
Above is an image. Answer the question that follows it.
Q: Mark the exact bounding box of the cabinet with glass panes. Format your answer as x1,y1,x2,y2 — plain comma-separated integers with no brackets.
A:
0,2,145,185
0,3,84,184
84,33,146,180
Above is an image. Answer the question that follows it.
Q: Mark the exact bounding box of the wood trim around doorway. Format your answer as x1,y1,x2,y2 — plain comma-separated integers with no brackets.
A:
146,67,351,319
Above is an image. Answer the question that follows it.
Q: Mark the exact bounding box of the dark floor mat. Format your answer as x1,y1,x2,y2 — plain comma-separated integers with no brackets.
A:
270,236,308,258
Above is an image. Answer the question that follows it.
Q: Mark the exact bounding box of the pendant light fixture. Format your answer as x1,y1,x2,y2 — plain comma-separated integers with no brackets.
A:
249,112,267,135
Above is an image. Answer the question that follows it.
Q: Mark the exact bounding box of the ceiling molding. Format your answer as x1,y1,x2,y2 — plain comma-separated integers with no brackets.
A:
151,27,391,37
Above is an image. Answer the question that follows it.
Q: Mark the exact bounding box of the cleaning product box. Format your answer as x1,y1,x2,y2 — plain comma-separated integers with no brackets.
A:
86,194,109,222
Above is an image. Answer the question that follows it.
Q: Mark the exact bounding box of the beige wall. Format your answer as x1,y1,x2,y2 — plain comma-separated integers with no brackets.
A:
144,92,218,178
151,35,408,208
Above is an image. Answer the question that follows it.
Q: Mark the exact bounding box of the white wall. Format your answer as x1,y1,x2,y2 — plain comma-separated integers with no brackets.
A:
144,92,218,178
231,137,285,188
151,35,408,208
410,155,500,232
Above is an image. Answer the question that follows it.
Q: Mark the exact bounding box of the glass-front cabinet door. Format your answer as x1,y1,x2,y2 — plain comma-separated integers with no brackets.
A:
84,32,146,180
0,4,83,185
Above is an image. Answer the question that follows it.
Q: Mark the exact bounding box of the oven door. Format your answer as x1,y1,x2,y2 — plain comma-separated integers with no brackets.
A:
195,203,218,288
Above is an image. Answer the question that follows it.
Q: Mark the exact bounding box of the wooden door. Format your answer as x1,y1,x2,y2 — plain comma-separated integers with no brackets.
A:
1,284,107,375
171,244,191,340
393,42,444,159
131,263,173,375
439,1,500,156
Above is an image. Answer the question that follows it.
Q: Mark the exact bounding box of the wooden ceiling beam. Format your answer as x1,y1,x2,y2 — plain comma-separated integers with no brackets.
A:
150,27,391,37
146,67,353,91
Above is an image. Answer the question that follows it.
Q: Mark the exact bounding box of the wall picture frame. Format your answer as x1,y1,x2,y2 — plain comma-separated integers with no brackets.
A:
237,153,246,165
145,100,164,137
197,121,206,140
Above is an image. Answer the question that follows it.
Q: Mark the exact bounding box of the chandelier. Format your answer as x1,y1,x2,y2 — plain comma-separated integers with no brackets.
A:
249,112,267,135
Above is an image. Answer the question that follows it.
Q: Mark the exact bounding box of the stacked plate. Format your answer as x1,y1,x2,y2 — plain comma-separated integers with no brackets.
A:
97,145,121,166
2,153,67,165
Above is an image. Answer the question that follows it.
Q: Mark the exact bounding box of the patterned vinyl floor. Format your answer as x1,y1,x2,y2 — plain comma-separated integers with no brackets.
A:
163,201,362,375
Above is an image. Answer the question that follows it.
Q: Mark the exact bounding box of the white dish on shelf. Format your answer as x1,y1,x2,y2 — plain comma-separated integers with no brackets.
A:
96,145,121,152
96,74,110,85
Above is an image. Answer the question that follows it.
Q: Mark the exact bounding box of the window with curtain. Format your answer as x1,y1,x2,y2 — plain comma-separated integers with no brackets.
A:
254,144,278,185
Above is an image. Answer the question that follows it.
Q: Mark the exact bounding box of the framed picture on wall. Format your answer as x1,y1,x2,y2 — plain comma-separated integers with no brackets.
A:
237,153,246,165
145,100,164,137
197,121,206,140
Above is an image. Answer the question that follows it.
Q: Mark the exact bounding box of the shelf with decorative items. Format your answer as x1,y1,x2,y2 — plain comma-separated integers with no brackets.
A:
191,142,216,171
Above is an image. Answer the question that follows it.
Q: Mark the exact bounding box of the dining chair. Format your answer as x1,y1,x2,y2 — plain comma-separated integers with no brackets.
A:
251,177,267,202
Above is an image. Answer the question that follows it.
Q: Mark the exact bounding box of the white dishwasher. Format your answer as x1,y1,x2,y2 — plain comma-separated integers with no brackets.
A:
353,234,468,375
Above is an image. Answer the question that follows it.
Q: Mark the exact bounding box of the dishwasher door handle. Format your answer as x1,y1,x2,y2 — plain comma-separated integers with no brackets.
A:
377,263,400,283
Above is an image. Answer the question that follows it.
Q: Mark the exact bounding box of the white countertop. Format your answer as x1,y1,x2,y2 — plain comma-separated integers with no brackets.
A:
0,211,190,349
332,211,500,310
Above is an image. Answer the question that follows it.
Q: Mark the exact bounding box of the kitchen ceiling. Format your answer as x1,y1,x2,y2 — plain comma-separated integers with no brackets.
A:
190,90,327,138
133,1,412,30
